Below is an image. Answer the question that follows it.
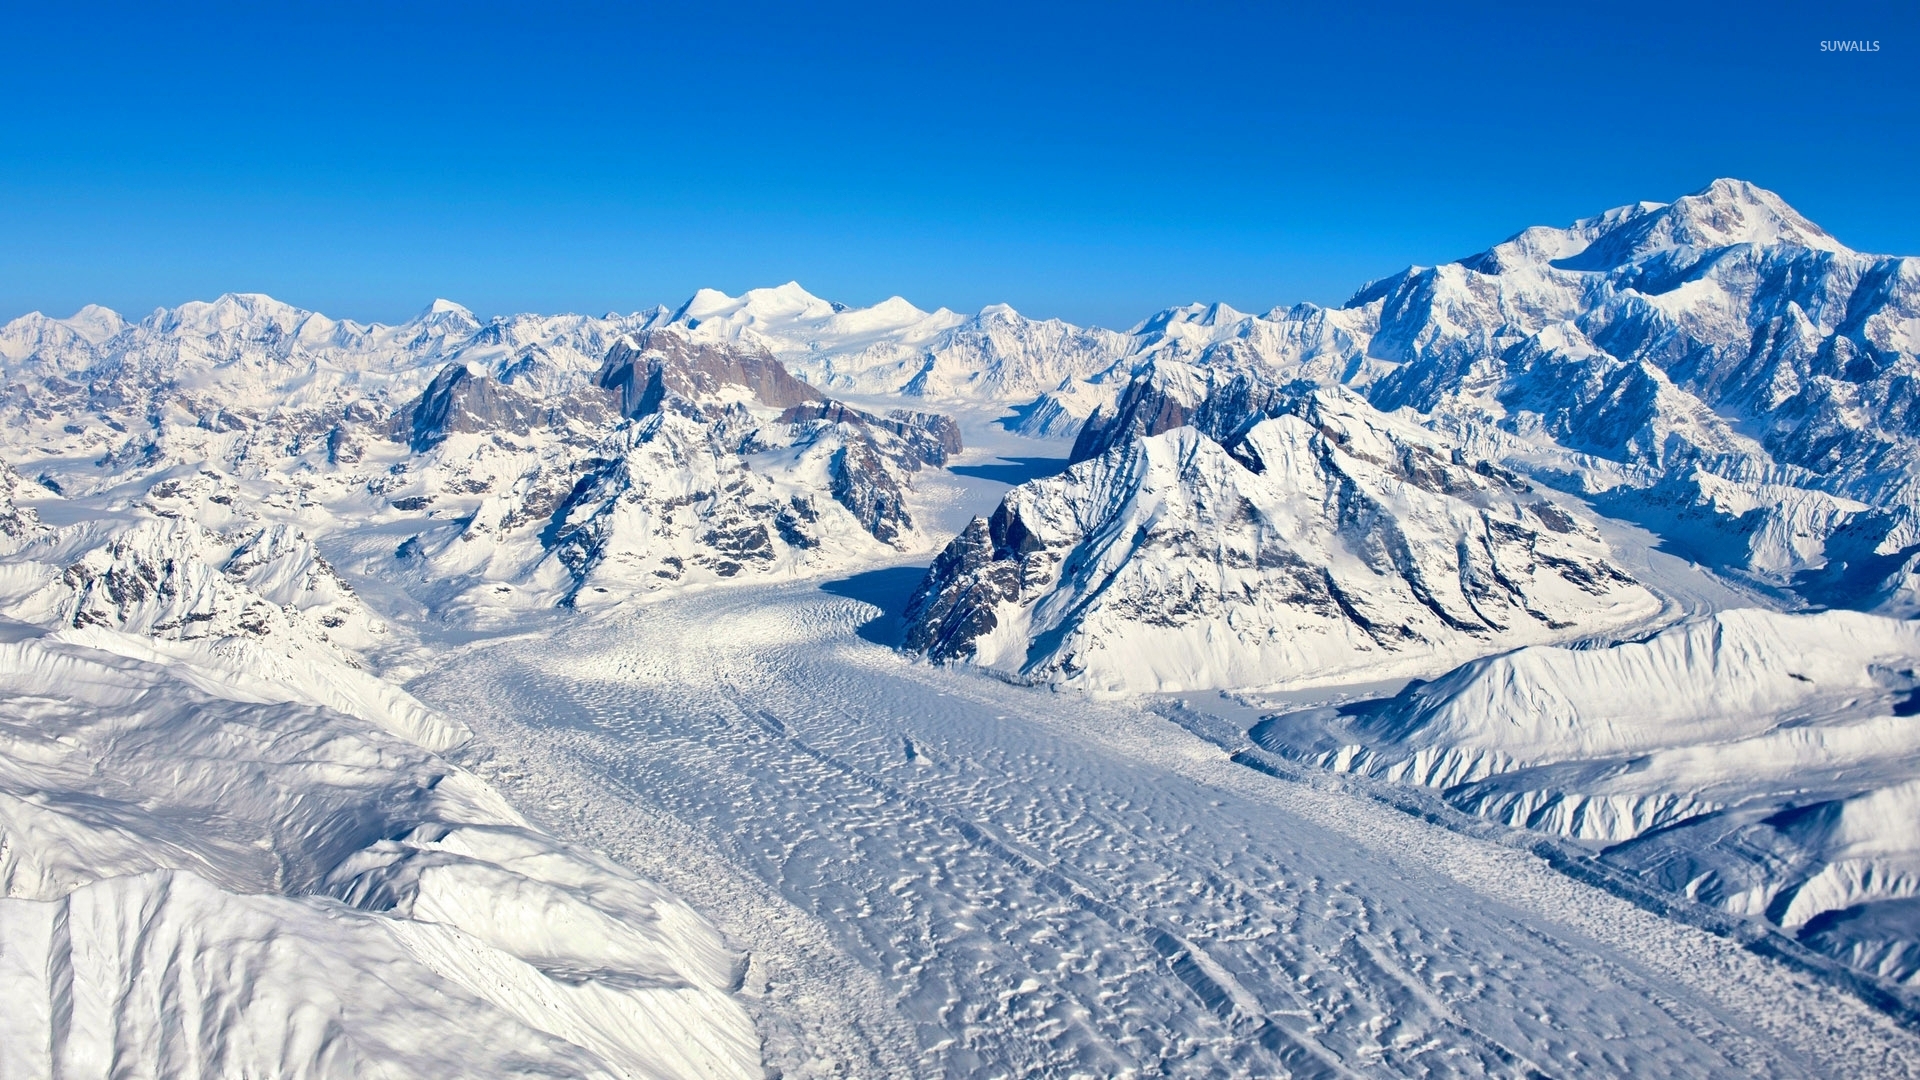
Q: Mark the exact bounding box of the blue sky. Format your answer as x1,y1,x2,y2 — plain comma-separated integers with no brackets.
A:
2,0,1914,328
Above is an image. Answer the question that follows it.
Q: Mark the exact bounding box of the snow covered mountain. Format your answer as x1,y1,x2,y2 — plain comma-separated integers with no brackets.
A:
1016,179,1920,608
7,175,1920,1048
0,294,986,1076
661,281,1134,403
893,179,1920,997
906,387,1658,692
915,180,1920,692
0,294,967,622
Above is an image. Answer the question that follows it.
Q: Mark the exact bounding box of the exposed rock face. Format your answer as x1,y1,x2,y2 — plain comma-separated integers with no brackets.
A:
598,329,821,418
907,389,1657,693
902,512,1038,662
399,363,550,450
0,461,45,551
1070,367,1305,465
827,440,909,545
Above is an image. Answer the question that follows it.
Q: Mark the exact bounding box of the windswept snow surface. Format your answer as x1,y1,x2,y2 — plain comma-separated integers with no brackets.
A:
413,576,1920,1078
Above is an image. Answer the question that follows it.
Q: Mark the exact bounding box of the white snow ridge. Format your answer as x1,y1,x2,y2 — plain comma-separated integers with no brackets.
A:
5,179,1920,1076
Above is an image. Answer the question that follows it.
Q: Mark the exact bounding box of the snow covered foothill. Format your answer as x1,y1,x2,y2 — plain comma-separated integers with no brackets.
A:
0,461,48,554
0,483,467,749
1250,607,1920,983
0,618,761,1079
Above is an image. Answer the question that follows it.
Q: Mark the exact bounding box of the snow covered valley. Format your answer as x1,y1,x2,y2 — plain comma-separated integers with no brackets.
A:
407,565,1920,1077
6,178,1920,1075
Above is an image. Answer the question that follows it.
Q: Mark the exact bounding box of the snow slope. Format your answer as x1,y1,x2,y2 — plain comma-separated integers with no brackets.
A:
0,619,760,1079
1250,608,1920,983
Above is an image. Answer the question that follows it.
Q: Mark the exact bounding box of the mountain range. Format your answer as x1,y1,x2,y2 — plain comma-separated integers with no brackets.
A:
4,178,1920,1064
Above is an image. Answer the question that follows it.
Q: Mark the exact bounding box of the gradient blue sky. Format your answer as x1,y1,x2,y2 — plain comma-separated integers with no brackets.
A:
3,0,1915,329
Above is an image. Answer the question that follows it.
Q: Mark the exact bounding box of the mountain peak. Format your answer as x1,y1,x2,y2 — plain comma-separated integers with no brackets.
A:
65,304,128,343
1663,178,1843,251
676,282,838,328
158,292,312,334
1553,179,1848,271
420,298,474,318
405,299,481,344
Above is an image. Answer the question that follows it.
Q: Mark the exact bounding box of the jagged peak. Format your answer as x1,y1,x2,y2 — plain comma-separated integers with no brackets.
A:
1261,300,1331,322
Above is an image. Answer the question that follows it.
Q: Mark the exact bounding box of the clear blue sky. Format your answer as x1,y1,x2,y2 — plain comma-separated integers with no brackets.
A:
3,0,1914,329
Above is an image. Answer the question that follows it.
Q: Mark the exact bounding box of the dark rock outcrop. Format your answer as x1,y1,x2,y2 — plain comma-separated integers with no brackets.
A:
396,363,544,451
903,513,1029,661
598,330,821,419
